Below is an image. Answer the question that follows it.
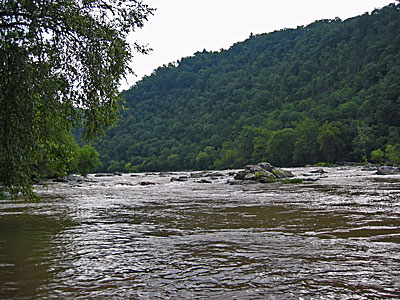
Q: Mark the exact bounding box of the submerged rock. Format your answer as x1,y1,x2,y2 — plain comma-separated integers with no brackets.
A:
310,168,327,174
208,172,225,177
190,172,205,178
67,174,85,182
170,176,189,182
234,162,294,183
53,174,95,184
228,180,258,185
95,173,122,177
159,172,173,177
94,173,112,177
195,179,212,184
139,181,156,186
376,166,400,175
361,166,377,171
53,177,69,183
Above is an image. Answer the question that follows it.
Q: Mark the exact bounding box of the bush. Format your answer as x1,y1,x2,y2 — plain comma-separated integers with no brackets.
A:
76,146,102,176
370,148,384,163
0,191,8,200
385,144,400,165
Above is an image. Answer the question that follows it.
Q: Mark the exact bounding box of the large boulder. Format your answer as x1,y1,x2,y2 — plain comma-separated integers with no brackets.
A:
234,162,294,182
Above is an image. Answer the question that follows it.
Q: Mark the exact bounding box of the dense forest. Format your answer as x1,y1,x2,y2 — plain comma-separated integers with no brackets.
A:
94,3,400,173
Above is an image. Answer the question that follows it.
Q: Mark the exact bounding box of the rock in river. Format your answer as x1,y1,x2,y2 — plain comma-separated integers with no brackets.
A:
234,162,294,183
376,166,400,175
170,176,189,182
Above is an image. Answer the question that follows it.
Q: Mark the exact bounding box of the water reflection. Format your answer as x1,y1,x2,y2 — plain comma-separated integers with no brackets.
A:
0,167,399,299
0,214,63,299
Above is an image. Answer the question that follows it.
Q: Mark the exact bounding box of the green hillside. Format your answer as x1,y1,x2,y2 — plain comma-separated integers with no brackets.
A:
95,3,400,172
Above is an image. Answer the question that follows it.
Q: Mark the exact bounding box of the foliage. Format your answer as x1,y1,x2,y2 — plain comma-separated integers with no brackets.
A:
317,122,344,163
0,191,8,200
75,145,102,176
267,128,297,167
370,148,385,163
370,144,400,165
35,130,81,179
93,3,400,172
261,178,278,184
293,118,320,165
0,0,153,198
385,144,400,165
34,131,103,177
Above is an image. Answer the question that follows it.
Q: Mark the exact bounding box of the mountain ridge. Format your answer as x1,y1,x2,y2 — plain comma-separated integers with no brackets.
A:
95,3,400,172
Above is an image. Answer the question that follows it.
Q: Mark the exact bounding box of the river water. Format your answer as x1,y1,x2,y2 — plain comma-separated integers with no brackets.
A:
0,166,399,299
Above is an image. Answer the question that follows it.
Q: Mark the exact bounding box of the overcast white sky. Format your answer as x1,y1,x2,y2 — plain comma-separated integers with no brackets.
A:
120,0,395,90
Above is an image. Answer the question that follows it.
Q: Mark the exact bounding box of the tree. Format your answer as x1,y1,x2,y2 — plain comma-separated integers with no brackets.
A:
267,128,296,167
251,128,272,163
352,124,375,162
385,144,400,165
370,148,384,164
0,0,153,197
35,130,80,179
75,145,102,176
317,122,344,163
293,118,320,165
214,141,240,170
167,154,180,171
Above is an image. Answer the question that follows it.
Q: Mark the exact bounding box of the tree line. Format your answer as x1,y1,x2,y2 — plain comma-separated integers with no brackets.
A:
94,3,400,173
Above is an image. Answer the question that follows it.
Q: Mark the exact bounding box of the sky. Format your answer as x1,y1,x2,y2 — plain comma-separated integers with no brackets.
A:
120,0,396,90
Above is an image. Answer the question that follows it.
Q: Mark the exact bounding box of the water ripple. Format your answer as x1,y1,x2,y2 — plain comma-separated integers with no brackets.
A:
0,167,399,299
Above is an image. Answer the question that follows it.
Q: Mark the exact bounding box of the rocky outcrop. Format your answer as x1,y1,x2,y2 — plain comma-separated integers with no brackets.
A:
190,172,225,179
234,162,294,183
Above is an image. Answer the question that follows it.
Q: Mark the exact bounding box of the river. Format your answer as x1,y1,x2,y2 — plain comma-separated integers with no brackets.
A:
0,166,399,299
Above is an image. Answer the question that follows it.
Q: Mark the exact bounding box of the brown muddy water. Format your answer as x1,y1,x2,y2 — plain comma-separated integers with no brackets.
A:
0,166,399,299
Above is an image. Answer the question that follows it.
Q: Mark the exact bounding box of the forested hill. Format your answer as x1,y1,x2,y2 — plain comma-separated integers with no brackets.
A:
95,3,400,172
